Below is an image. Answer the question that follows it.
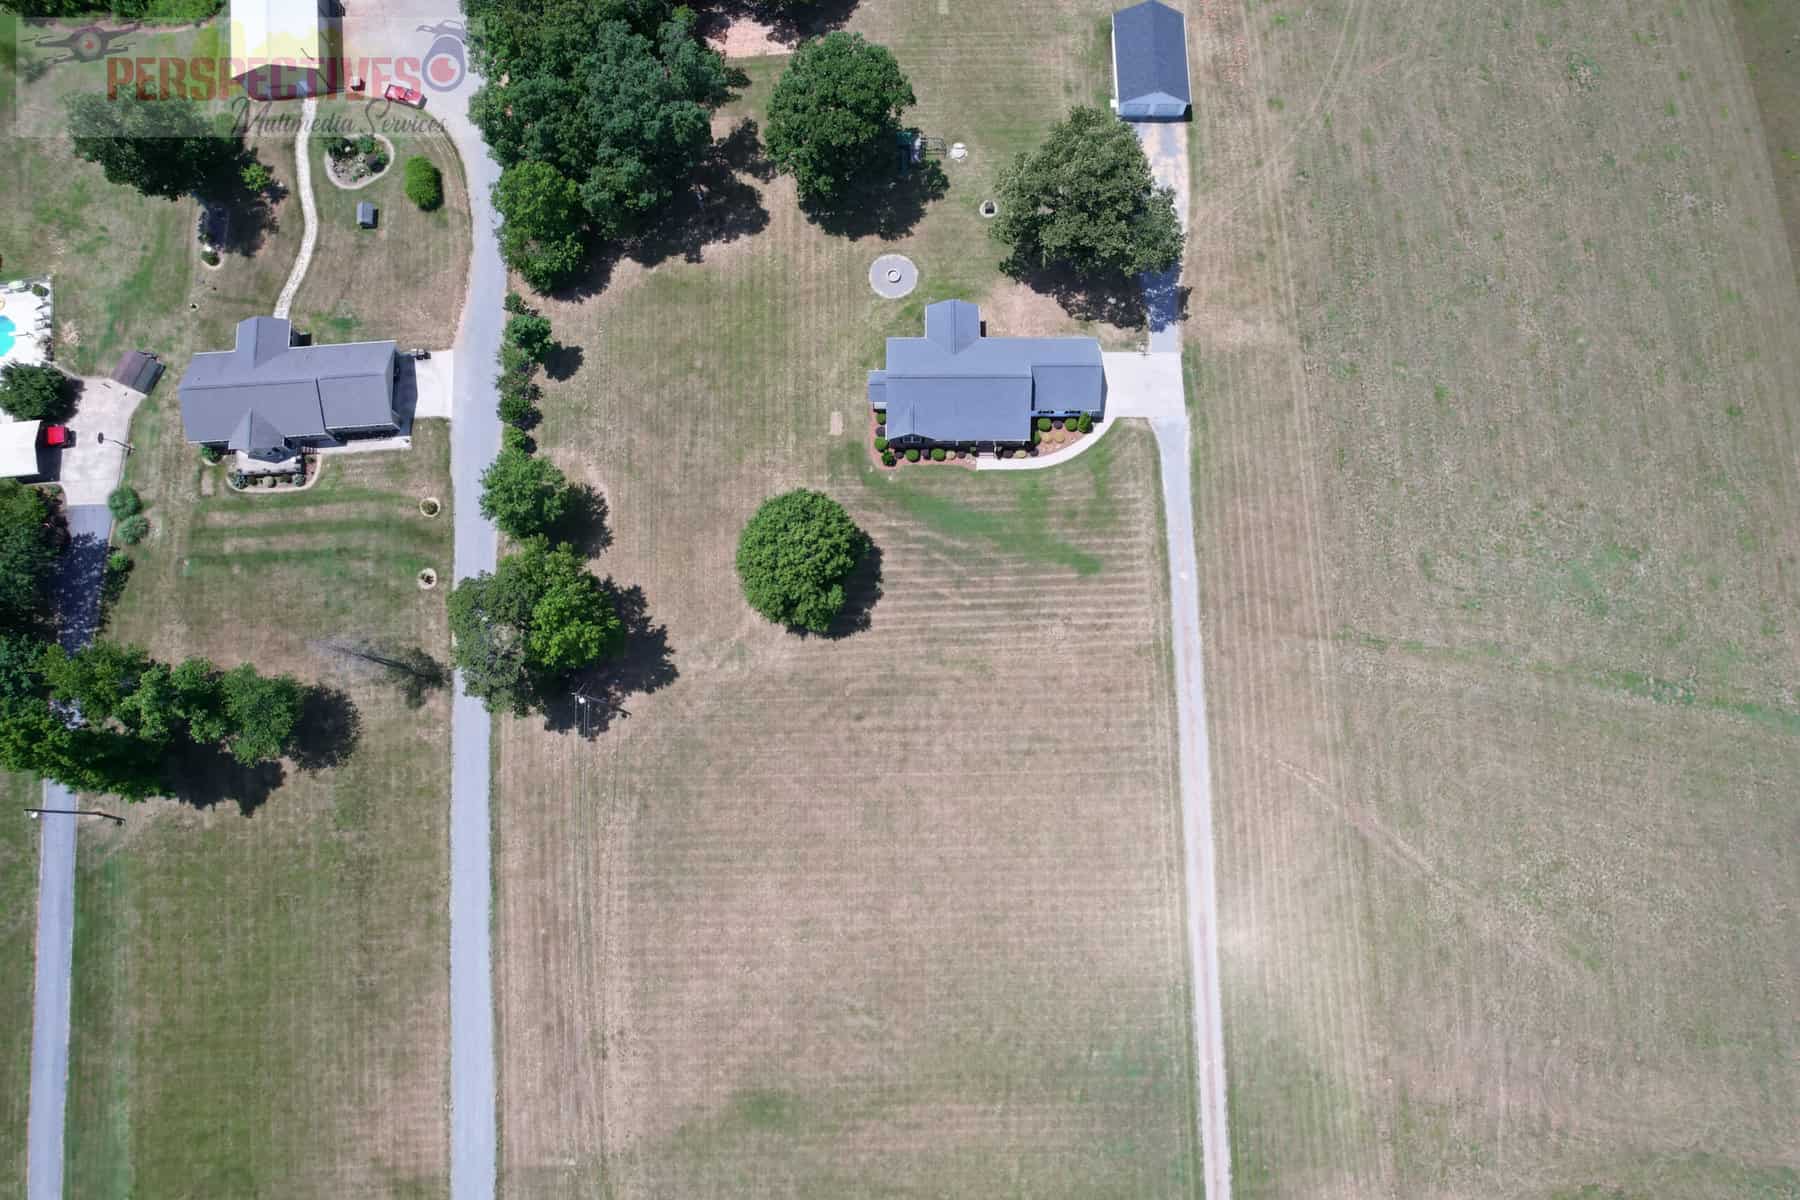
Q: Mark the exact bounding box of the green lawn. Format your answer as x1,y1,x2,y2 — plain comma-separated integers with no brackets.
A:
61,420,456,1195
291,99,473,350
0,772,42,1200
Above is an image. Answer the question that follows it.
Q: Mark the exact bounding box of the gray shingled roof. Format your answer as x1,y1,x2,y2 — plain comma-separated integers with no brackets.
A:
1114,0,1190,110
180,316,396,450
871,301,1104,444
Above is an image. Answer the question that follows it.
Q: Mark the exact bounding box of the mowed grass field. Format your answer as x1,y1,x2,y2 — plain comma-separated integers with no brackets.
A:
1185,0,1799,1196
0,772,41,1200
61,419,456,1195
493,3,1200,1194
291,100,472,349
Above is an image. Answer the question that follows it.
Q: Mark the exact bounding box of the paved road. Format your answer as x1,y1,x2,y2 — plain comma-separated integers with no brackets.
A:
1131,112,1234,1200
25,503,114,1200
429,40,506,1200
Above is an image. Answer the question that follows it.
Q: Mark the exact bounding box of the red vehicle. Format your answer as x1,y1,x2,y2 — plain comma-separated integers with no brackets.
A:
42,425,69,448
383,83,424,108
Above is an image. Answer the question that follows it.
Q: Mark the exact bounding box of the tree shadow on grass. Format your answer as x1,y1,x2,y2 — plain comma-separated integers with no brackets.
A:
803,159,947,242
159,743,285,817
542,343,583,382
815,540,883,640
550,484,612,557
540,582,677,738
290,683,362,771
628,118,771,269
695,0,860,46
203,164,280,258
1004,258,1190,332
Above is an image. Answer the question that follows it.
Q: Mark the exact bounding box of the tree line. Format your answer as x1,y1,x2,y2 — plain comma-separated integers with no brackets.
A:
0,482,310,800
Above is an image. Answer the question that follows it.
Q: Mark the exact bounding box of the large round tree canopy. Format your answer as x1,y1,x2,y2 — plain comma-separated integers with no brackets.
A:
736,489,868,633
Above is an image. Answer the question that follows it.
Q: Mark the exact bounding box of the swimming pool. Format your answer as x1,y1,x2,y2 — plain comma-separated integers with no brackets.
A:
0,316,14,357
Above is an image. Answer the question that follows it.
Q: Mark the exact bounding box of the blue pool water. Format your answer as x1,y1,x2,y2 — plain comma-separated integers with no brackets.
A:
0,316,14,357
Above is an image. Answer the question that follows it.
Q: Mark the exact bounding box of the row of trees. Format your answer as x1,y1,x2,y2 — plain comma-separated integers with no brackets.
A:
455,301,618,715
0,480,307,799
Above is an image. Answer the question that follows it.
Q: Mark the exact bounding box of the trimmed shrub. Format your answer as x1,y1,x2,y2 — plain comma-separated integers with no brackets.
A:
930,447,945,462
873,409,886,425
200,445,221,464
905,448,920,463
357,134,377,155
1013,448,1029,459
946,448,958,460
106,550,131,573
881,449,896,467
29,284,47,298
228,472,244,489
504,291,530,315
117,514,149,544
873,436,888,452
403,156,444,211
263,476,277,488
1077,412,1094,433
107,485,142,520
497,391,537,427
1036,416,1052,432
1030,431,1041,447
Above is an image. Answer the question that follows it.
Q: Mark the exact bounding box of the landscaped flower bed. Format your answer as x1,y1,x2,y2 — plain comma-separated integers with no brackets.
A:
868,408,1093,467
325,135,393,187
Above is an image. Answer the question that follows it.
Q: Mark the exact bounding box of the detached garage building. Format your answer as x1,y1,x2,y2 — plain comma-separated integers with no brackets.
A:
1113,0,1192,119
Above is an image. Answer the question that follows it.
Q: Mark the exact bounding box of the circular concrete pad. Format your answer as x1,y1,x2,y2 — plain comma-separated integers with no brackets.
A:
869,254,918,299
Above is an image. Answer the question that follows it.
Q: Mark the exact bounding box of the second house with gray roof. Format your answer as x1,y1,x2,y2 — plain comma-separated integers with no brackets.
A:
179,316,400,462
868,300,1105,449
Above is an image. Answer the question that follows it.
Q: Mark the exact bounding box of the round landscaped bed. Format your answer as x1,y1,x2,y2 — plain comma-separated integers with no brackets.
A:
324,133,397,189
418,568,438,590
419,496,442,517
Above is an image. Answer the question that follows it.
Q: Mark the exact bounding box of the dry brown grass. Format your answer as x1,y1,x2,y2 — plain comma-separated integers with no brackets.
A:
291,100,473,349
1187,0,1800,1196
492,4,1203,1191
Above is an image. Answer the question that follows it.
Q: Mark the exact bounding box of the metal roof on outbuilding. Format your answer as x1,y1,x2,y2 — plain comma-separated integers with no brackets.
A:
1114,0,1191,117
109,350,163,395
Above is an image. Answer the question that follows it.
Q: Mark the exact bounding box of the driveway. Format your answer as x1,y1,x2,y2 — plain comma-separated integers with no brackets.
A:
43,376,142,507
337,11,505,1198
1135,121,1191,353
25,503,112,1200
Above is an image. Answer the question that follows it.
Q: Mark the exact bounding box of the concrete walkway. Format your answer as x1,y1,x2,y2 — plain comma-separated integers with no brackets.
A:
25,503,114,1200
272,96,319,321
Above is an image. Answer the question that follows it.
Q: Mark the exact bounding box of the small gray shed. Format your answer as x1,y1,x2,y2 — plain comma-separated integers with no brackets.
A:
356,201,378,229
1113,0,1191,119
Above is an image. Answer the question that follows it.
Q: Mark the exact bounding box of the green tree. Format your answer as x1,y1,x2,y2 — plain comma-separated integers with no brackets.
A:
493,161,588,291
991,105,1183,277
766,33,915,206
0,363,72,422
169,656,232,744
403,156,443,210
0,481,57,633
219,663,304,764
240,160,273,193
40,641,151,725
503,313,555,364
479,444,571,538
736,489,868,633
65,91,240,201
470,9,729,247
448,538,622,713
